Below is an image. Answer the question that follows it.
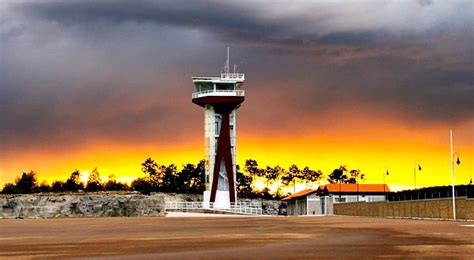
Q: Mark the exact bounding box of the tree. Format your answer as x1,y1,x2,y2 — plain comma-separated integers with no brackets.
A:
244,159,265,194
38,181,51,193
264,166,278,189
244,159,259,175
273,165,287,197
51,181,64,192
15,171,38,193
131,177,153,194
1,183,18,194
284,164,302,193
348,169,364,184
162,164,178,192
178,161,205,194
85,168,102,192
302,167,323,189
104,175,129,191
176,163,194,193
191,160,205,193
141,158,165,188
237,165,253,198
64,170,84,191
327,166,349,184
245,159,265,178
259,187,274,200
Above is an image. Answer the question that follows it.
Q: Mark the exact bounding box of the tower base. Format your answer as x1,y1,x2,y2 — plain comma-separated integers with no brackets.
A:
203,190,231,209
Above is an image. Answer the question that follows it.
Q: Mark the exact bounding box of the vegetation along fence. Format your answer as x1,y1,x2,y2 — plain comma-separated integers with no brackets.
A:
334,197,474,220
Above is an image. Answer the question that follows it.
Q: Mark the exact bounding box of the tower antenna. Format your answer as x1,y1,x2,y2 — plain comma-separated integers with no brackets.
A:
226,47,230,74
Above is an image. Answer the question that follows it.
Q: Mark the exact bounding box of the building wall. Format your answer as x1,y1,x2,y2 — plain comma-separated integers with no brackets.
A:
307,193,321,215
287,198,307,215
322,196,334,215
332,194,386,203
286,193,386,216
333,197,474,220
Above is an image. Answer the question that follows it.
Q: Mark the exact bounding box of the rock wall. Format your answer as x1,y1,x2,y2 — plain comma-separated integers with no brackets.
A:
0,192,174,219
0,192,282,218
159,192,202,203
241,198,285,215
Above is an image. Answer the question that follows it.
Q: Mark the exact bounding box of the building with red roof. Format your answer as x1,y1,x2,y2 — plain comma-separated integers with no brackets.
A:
282,184,390,215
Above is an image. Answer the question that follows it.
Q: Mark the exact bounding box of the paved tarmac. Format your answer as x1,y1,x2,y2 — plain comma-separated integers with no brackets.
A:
0,215,473,259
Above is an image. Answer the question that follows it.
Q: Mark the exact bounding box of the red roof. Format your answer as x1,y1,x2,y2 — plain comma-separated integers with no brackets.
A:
323,184,389,193
282,189,316,201
281,184,389,201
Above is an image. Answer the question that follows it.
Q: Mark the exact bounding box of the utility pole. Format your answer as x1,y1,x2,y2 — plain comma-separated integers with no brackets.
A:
450,129,456,220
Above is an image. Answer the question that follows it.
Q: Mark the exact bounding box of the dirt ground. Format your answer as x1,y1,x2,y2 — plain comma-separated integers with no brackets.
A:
0,215,473,259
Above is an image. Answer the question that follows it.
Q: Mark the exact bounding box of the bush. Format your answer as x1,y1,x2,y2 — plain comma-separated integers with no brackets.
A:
1,183,18,194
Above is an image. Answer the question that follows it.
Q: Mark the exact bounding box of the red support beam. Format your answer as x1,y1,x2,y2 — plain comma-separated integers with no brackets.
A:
209,112,236,203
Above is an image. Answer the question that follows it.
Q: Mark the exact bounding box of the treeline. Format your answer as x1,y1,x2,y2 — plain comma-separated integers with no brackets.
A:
1,158,364,199
1,159,205,195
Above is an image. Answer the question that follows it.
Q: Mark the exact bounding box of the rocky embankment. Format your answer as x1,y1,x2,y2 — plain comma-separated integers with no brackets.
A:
0,192,282,218
0,192,200,219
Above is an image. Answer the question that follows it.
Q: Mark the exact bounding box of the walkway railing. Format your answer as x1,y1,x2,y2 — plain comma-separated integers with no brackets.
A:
165,201,262,215
221,73,245,80
192,89,244,99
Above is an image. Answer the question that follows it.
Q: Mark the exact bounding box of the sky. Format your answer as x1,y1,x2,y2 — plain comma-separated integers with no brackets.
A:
1,0,473,191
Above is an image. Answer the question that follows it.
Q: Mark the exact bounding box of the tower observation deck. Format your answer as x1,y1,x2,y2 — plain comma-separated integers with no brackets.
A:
192,48,245,208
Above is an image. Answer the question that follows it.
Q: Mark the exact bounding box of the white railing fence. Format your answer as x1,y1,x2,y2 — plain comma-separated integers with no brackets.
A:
221,73,245,80
192,89,245,99
165,201,262,215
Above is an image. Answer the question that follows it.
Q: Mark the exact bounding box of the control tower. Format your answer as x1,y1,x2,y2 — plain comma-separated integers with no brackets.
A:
192,48,245,208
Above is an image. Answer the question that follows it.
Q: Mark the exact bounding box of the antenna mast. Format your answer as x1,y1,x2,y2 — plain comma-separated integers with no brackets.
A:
226,47,230,74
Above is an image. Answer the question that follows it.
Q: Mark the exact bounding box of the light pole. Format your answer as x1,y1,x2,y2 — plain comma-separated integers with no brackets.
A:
356,174,364,202
450,129,461,220
413,161,422,190
383,170,389,200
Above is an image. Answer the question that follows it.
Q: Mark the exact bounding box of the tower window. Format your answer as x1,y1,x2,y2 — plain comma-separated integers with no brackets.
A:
216,83,234,90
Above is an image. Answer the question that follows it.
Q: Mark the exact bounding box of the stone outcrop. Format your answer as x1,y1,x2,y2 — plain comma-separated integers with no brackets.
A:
0,192,282,218
241,198,284,215
159,192,202,203
0,192,167,219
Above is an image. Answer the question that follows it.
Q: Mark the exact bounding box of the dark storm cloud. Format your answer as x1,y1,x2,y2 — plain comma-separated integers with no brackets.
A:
0,0,473,151
12,0,471,53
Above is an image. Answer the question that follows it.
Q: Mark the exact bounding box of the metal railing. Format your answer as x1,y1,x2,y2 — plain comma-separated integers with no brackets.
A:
192,89,245,99
165,201,262,215
221,73,245,80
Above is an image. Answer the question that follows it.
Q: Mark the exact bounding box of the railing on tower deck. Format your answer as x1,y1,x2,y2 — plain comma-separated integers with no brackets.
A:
221,73,245,80
192,89,245,99
165,201,263,215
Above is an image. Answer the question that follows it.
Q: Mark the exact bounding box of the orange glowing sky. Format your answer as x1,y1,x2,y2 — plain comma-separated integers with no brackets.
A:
1,109,472,191
1,1,473,192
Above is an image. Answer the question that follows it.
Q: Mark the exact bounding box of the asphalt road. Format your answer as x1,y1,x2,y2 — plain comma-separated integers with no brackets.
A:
0,216,473,259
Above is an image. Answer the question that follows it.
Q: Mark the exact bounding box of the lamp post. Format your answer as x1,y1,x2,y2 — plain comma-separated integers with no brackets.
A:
450,129,461,220
339,180,342,202
356,174,364,202
413,161,422,190
383,170,389,200
357,176,359,202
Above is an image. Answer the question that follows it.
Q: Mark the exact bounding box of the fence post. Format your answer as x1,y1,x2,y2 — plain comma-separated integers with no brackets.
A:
466,197,468,221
